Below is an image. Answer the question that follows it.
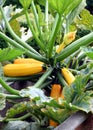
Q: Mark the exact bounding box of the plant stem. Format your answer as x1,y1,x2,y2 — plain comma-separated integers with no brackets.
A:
34,67,53,88
45,0,48,29
77,64,88,70
69,69,80,75
0,93,21,99
31,0,43,42
0,78,19,95
5,113,31,122
57,71,68,87
25,9,45,51
78,53,86,61
0,31,47,63
0,6,40,56
40,80,52,89
5,73,43,82
47,13,62,58
56,32,93,62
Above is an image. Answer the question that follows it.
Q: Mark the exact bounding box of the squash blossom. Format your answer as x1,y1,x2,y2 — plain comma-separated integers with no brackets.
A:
56,31,76,53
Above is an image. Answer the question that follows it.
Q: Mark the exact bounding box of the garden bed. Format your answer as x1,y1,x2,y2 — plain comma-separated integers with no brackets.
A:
0,0,93,130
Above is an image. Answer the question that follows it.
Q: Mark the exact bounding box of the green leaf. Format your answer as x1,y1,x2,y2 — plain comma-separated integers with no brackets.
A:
67,0,86,25
75,9,93,30
73,91,92,113
0,48,25,62
63,86,75,103
19,0,32,10
48,0,71,14
6,102,27,118
64,0,83,15
48,0,82,15
10,19,21,37
42,107,73,123
81,46,93,60
0,94,6,110
63,74,89,99
20,87,50,103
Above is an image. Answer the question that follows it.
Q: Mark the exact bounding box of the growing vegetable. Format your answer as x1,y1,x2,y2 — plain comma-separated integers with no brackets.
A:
3,63,44,77
61,67,75,85
14,58,43,64
49,84,62,127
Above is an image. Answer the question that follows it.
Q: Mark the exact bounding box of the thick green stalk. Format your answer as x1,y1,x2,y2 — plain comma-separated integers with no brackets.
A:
57,71,68,87
0,78,19,95
0,93,21,99
77,64,88,70
45,0,48,29
34,67,53,88
5,73,43,82
56,32,93,62
0,31,47,63
47,13,62,58
0,6,40,56
69,69,80,75
40,80,52,89
31,0,43,42
25,10,45,51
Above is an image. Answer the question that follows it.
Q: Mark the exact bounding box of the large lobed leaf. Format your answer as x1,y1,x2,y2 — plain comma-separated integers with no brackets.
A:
48,0,82,15
75,9,93,30
19,0,32,10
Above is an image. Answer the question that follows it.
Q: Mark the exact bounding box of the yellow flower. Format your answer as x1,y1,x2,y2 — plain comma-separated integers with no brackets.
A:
56,31,76,53
63,31,76,45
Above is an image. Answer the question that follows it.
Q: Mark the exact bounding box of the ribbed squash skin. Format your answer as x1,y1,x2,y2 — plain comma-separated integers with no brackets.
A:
61,67,75,85
49,84,62,127
3,63,43,77
14,58,43,64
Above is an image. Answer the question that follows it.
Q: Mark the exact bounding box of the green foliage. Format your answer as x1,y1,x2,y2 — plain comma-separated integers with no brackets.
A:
0,48,25,62
6,102,28,118
0,94,6,111
48,0,82,15
75,9,93,30
0,0,93,126
19,0,32,10
10,19,21,37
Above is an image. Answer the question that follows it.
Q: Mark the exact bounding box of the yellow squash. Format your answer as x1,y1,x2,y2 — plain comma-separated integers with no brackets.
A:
61,67,75,85
49,84,62,127
3,63,43,77
14,58,43,64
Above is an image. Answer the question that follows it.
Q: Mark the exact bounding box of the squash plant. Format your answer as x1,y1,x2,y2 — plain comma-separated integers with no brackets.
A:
0,0,93,129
